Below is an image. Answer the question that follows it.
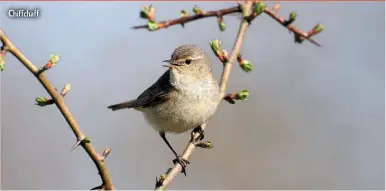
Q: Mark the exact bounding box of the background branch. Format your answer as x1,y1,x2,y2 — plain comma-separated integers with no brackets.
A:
0,29,115,190
132,2,322,47
132,5,242,30
262,7,322,46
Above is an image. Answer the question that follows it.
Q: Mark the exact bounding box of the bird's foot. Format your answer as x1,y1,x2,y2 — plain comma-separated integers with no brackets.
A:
172,155,190,176
191,126,205,143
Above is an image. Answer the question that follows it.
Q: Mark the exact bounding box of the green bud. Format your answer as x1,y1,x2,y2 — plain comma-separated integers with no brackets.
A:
0,56,5,72
197,141,214,149
219,21,226,32
147,21,159,31
49,54,60,64
35,96,51,106
289,11,297,21
240,60,253,72
209,39,222,55
236,89,249,100
313,24,324,34
35,96,48,103
192,5,202,14
180,9,189,17
140,5,155,20
83,136,91,143
254,2,267,16
0,63,5,72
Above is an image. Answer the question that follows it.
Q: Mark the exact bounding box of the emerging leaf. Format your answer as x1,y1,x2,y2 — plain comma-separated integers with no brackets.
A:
254,2,267,16
197,141,214,149
49,54,60,64
240,60,253,72
180,9,189,17
236,89,249,100
0,55,5,72
147,21,159,31
219,20,226,32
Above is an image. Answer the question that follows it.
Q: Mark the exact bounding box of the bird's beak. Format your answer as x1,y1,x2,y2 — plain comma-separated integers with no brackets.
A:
162,60,176,68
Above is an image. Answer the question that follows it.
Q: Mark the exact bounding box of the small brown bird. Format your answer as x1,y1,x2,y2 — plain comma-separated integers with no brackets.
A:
107,45,220,174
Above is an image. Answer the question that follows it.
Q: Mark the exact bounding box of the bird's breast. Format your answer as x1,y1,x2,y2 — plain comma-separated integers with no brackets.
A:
144,74,220,134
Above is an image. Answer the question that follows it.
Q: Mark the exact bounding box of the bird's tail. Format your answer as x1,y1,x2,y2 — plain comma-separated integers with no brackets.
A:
107,100,137,111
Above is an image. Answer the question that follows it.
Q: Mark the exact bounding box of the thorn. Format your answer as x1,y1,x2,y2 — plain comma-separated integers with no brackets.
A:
155,167,170,189
294,33,304,44
70,139,82,152
155,176,163,188
70,136,90,152
90,184,104,190
101,148,111,161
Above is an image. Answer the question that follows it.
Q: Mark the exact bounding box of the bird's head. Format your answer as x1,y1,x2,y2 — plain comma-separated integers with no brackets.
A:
162,44,212,74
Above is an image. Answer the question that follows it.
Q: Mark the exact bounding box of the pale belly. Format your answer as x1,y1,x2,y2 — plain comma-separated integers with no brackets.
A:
142,93,219,134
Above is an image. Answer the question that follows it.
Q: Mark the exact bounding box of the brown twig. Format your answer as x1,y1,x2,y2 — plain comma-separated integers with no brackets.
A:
133,3,321,47
132,5,242,30
154,2,254,190
263,8,322,46
0,29,114,190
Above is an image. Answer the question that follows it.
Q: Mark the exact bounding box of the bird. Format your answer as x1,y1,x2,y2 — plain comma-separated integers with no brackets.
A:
107,44,220,175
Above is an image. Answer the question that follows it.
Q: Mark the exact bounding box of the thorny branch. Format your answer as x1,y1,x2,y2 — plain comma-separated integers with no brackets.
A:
133,2,323,47
133,5,242,30
0,29,114,190
262,7,322,46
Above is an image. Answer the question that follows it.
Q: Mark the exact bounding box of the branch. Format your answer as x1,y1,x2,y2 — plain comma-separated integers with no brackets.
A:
132,3,323,47
263,7,323,46
154,2,254,190
0,29,114,190
132,5,242,30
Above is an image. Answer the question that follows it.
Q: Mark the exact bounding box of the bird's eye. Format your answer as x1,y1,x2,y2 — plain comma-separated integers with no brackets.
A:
185,59,191,64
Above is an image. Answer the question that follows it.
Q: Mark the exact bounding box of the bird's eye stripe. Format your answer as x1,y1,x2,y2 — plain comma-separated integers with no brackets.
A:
174,55,203,63
176,57,192,62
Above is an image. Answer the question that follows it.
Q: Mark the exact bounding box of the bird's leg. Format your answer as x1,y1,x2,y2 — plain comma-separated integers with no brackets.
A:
191,125,205,143
159,132,190,176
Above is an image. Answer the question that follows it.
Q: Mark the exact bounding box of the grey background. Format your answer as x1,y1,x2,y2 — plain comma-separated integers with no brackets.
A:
0,2,384,190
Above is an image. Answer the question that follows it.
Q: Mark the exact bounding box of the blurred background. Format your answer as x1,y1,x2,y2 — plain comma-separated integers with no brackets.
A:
0,2,384,190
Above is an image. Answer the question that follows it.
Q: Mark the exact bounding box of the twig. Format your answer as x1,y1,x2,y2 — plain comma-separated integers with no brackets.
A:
263,8,321,46
0,29,115,190
154,2,254,190
132,5,242,30
133,3,322,47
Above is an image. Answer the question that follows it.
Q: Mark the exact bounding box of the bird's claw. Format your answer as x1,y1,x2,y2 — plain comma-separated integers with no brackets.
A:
191,126,205,143
173,155,190,176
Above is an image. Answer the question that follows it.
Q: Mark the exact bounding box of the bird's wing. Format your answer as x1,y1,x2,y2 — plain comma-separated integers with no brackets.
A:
134,70,176,108
107,70,175,111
